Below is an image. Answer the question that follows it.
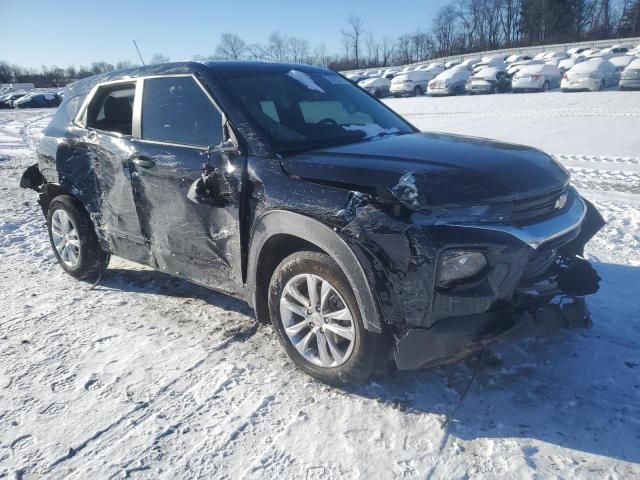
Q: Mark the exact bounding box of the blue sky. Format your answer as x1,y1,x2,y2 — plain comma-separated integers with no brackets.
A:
1,0,450,67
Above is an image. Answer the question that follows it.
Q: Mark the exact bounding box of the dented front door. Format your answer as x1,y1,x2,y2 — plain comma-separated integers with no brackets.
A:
127,74,244,294
129,142,244,294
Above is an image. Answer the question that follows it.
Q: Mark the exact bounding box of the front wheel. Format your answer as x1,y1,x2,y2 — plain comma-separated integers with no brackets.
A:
413,86,423,96
268,251,385,384
542,81,550,92
47,195,110,279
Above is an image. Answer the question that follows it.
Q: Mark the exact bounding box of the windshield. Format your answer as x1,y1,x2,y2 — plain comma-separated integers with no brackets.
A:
220,69,415,155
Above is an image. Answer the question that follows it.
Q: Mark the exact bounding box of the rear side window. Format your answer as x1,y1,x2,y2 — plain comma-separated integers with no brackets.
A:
141,77,223,147
86,83,135,135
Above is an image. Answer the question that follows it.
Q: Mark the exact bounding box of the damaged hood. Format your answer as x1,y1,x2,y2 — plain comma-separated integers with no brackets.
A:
281,132,569,207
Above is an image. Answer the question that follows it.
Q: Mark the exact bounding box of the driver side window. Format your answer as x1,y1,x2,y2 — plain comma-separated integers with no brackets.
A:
141,76,224,147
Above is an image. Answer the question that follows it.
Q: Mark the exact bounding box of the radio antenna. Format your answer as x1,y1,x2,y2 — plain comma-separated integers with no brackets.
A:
133,40,145,66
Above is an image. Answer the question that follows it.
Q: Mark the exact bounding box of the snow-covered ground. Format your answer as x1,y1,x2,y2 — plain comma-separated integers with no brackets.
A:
1,91,639,479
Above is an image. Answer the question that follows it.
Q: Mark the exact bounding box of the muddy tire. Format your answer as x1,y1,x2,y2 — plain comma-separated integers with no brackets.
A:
268,251,385,384
47,195,110,280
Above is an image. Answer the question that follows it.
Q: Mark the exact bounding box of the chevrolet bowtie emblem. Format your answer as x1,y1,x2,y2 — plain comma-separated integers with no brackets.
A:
555,192,568,209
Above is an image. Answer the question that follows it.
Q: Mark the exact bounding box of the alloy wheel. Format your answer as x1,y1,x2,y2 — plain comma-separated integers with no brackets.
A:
279,273,356,368
51,209,80,268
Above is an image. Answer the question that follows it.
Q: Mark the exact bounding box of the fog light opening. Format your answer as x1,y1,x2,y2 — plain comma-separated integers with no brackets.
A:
437,250,488,288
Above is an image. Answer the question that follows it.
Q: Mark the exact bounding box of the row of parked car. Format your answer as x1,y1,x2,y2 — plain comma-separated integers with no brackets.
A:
0,89,63,109
345,42,640,97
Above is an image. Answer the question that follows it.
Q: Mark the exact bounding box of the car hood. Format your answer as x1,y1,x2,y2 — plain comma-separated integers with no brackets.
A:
281,132,568,208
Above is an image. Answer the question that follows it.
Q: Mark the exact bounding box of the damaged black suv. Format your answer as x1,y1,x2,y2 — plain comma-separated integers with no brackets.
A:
21,62,604,384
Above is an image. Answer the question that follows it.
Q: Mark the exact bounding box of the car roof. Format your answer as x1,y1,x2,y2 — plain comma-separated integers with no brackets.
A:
66,61,332,96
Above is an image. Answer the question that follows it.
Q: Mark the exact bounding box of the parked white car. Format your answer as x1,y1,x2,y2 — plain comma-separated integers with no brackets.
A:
427,66,471,96
582,48,601,58
466,67,511,94
544,51,569,61
534,51,550,60
620,58,640,90
445,60,461,69
507,59,543,77
505,54,533,64
558,55,587,73
567,47,591,56
600,44,634,57
459,57,482,70
416,62,445,72
512,63,562,92
390,69,441,96
610,55,636,73
472,59,507,74
358,75,393,97
561,58,619,92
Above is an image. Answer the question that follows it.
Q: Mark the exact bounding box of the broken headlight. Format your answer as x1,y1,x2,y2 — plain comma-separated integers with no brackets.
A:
437,250,488,287
430,202,513,224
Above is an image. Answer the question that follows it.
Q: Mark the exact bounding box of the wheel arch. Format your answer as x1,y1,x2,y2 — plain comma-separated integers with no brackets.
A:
247,210,384,333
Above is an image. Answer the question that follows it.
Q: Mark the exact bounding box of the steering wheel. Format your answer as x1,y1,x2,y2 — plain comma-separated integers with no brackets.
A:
316,118,338,126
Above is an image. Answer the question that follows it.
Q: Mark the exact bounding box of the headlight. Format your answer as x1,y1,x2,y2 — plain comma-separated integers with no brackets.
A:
429,203,513,224
438,250,487,287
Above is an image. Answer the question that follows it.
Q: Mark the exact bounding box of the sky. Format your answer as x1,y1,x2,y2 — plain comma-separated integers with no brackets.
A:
0,0,450,68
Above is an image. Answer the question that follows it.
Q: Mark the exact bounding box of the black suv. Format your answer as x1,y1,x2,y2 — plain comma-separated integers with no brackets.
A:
21,62,603,384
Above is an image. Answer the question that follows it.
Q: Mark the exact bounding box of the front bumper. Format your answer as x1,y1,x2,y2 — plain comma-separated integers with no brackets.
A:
620,79,640,90
395,294,591,369
390,84,417,95
427,86,453,96
466,82,494,93
561,77,599,91
389,193,604,369
512,79,544,90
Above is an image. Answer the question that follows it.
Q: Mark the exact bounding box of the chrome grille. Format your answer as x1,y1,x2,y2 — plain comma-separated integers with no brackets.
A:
511,186,568,224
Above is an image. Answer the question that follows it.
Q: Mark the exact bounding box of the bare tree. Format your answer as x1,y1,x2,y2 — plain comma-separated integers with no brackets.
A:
342,14,365,67
247,43,265,61
267,31,288,62
289,37,310,63
149,53,170,65
215,33,246,60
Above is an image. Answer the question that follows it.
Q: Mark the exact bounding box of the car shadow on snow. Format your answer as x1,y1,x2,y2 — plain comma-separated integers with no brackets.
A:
344,260,640,465
93,260,638,464
94,267,254,317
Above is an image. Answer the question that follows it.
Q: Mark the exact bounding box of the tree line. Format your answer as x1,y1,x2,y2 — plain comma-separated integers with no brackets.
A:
2,0,639,87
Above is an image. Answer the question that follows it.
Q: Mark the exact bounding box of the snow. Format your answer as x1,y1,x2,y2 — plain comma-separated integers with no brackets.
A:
287,70,325,93
2,91,640,478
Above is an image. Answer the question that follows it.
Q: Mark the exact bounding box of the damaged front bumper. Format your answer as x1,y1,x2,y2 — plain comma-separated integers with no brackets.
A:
339,186,605,370
394,288,593,370
390,193,603,369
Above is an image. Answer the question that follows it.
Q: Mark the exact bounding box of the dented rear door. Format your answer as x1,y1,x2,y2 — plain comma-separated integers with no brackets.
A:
128,75,244,294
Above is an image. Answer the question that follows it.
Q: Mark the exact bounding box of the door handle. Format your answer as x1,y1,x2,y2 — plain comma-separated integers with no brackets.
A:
131,156,156,169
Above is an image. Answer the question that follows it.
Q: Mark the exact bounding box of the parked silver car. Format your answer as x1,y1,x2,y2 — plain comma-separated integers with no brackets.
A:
427,67,471,96
620,58,640,90
512,64,562,92
561,58,619,92
466,67,511,94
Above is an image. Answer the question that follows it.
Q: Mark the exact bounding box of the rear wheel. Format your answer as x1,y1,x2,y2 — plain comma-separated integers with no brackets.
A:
268,251,384,384
413,86,423,96
542,81,550,92
47,195,109,279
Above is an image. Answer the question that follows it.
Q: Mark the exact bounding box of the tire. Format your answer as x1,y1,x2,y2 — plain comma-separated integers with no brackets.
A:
47,195,110,280
413,86,423,96
268,251,385,385
598,80,605,91
542,81,549,92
